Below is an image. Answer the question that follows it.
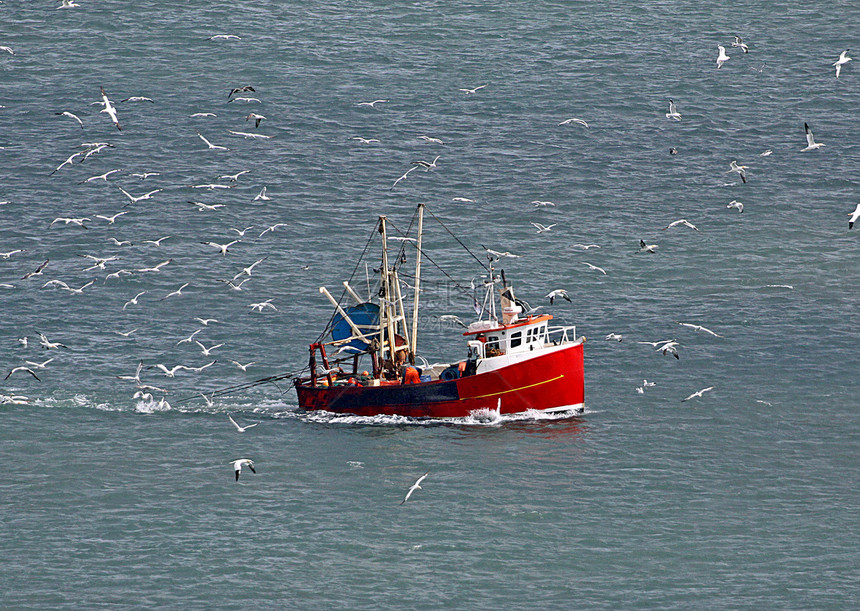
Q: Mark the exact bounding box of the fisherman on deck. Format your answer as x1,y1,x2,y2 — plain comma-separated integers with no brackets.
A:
402,366,421,384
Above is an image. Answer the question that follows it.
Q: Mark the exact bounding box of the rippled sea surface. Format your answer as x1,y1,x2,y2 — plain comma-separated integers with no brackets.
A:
2,1,859,608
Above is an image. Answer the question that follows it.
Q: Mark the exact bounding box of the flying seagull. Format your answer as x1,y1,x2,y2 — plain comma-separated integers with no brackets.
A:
731,35,749,53
663,219,699,231
727,200,744,213
228,414,258,432
682,386,714,402
459,84,487,94
56,111,83,128
638,239,658,253
197,131,228,151
676,322,722,337
581,262,606,275
546,289,571,304
833,49,851,78
848,203,860,229
99,87,122,130
400,472,429,505
230,458,256,481
801,123,825,151
665,100,681,121
716,45,730,69
727,160,748,183
4,366,41,381
559,117,588,127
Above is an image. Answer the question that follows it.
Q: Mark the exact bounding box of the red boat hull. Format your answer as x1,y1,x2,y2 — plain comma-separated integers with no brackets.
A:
295,342,584,418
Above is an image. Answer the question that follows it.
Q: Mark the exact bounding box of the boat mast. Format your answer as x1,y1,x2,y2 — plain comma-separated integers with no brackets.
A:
409,204,424,362
378,216,398,374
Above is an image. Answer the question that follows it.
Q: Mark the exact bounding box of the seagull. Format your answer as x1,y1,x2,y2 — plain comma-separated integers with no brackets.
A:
731,35,749,53
0,46,13,55
208,34,241,41
120,96,154,103
643,379,656,388
227,97,261,104
136,259,172,273
665,100,682,120
62,279,96,295
676,322,722,337
452,197,475,203
531,201,555,207
849,203,860,229
219,170,251,182
190,112,217,118
254,186,271,201
117,362,143,384
38,332,68,350
833,49,851,78
638,239,658,253
83,170,124,185
418,135,443,144
160,283,189,300
0,249,25,259
459,84,487,94
189,201,225,212
545,289,571,304
57,0,80,8
190,183,234,190
184,360,216,374
5,366,40,381
80,254,119,270
759,150,773,157
228,414,258,432
716,45,730,69
663,219,699,231
50,217,89,228
438,315,467,328
24,358,54,370
94,211,128,224
194,318,218,326
152,364,184,378
119,187,162,205
352,136,379,144
230,458,256,481
559,117,588,127
229,227,254,237
105,268,133,279
123,291,146,310
176,329,202,345
113,328,137,337
202,240,239,255
195,340,223,356
56,111,83,128
400,472,429,504
801,123,825,151
357,99,388,107
258,223,287,237
727,200,744,213
196,131,228,151
636,386,644,394
99,87,122,130
199,393,214,407
581,262,606,275
572,243,600,250
228,85,255,98
227,130,273,139
657,341,680,359
142,236,170,247
50,151,85,175
249,299,277,312
238,256,268,277
22,259,49,279
244,113,266,128
727,160,748,183
682,386,714,402
391,166,417,189
530,222,556,233
17,337,29,348
605,333,623,342
411,155,440,170
131,172,160,179
218,278,250,291
482,246,521,260
229,360,256,372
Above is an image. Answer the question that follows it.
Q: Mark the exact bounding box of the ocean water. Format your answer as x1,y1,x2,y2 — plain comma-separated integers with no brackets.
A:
2,1,859,608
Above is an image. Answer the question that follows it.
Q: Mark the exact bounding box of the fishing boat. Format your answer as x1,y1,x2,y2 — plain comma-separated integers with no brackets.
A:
294,204,585,418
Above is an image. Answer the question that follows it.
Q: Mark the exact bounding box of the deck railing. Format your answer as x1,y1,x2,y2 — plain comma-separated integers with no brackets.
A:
546,325,577,345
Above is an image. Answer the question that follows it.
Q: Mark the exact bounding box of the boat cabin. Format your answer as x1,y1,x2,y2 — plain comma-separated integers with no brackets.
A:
463,314,553,359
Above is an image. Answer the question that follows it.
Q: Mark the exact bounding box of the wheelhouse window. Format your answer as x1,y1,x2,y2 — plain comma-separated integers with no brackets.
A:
510,331,522,348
